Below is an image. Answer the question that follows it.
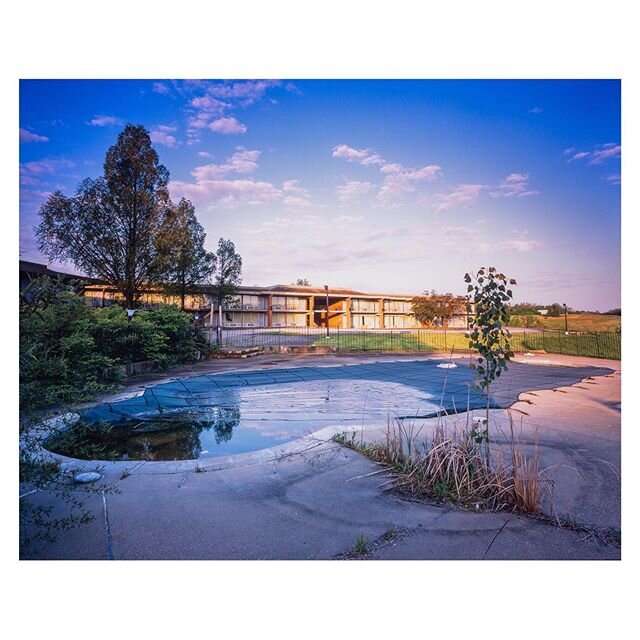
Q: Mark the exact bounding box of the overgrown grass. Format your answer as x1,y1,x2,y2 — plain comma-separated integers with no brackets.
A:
311,329,620,359
312,332,470,351
334,413,549,514
540,313,621,332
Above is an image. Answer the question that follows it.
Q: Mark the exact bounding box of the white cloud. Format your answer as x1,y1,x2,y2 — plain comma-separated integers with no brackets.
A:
209,116,247,134
152,82,170,95
331,144,384,166
19,158,75,185
191,148,261,180
490,173,540,198
604,174,621,185
433,184,483,213
150,125,178,147
169,147,284,207
499,231,541,252
20,128,48,143
336,180,374,202
282,196,312,208
332,143,441,202
197,151,211,158
87,114,122,127
190,95,229,114
529,106,543,114
282,179,305,194
170,178,282,208
333,215,364,224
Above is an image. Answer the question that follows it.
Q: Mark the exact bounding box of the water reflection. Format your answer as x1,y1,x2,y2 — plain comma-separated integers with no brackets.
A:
48,402,242,462
46,378,441,462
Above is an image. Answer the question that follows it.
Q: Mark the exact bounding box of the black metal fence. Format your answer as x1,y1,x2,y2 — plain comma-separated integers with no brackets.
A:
211,327,621,360
91,324,206,364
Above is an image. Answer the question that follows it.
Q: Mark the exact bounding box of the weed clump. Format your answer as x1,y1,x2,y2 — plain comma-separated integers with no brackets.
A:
334,413,547,514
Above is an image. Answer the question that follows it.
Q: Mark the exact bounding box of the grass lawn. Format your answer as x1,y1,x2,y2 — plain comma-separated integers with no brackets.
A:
534,313,620,332
311,329,620,359
312,332,471,352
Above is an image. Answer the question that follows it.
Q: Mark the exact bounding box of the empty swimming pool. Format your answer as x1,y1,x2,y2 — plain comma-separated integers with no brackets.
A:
45,358,612,461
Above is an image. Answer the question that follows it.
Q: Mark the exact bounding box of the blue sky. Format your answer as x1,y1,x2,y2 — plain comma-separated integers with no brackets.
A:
19,79,621,310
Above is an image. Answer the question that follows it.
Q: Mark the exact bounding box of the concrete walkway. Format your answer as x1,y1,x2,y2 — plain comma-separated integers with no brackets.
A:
21,352,621,560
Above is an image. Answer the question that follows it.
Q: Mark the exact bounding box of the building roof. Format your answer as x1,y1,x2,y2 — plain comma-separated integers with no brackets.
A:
19,260,103,284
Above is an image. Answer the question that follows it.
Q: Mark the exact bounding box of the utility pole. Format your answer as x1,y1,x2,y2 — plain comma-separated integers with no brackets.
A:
563,303,569,334
324,284,330,338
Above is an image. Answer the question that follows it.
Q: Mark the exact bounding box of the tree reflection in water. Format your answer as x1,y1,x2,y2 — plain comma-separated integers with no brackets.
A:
47,400,242,461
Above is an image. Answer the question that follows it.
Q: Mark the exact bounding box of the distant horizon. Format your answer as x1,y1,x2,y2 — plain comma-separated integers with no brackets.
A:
20,80,621,311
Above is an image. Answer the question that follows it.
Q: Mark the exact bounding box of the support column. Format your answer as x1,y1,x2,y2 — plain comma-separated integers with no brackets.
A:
379,298,385,329
308,295,314,327
346,297,352,329
267,293,273,327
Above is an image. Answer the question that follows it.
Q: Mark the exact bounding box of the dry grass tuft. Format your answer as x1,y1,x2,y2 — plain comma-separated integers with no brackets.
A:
335,413,549,514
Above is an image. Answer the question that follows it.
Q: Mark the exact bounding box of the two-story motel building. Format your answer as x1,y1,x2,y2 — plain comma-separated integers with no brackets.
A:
83,282,470,329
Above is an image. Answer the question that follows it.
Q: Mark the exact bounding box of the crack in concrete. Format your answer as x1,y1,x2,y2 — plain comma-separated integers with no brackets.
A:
482,518,513,559
102,491,114,560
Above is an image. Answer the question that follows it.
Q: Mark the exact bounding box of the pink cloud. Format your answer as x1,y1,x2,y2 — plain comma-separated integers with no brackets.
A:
209,117,247,134
566,142,621,165
332,144,384,165
378,164,442,201
336,180,374,202
433,184,483,213
20,128,48,143
567,151,590,162
490,173,540,198
589,143,621,165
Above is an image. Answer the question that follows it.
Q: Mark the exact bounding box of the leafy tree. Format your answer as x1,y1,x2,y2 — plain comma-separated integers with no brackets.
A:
606,308,621,316
157,198,216,310
508,302,540,315
465,267,517,461
547,303,563,317
292,278,311,286
36,124,172,309
411,290,459,327
213,238,243,306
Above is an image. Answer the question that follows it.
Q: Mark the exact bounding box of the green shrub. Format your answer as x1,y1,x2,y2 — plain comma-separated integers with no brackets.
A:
20,277,211,409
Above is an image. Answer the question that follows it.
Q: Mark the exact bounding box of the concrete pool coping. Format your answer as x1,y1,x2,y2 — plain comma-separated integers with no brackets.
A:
34,352,616,474
21,352,621,560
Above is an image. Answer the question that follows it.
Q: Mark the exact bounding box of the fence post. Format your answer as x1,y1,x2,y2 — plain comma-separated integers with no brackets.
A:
595,332,601,358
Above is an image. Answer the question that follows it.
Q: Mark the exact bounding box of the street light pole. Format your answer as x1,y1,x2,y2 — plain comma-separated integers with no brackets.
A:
324,284,330,338
563,303,568,334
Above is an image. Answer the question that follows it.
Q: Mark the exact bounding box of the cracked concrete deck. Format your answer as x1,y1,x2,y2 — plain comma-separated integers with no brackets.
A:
20,352,621,560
